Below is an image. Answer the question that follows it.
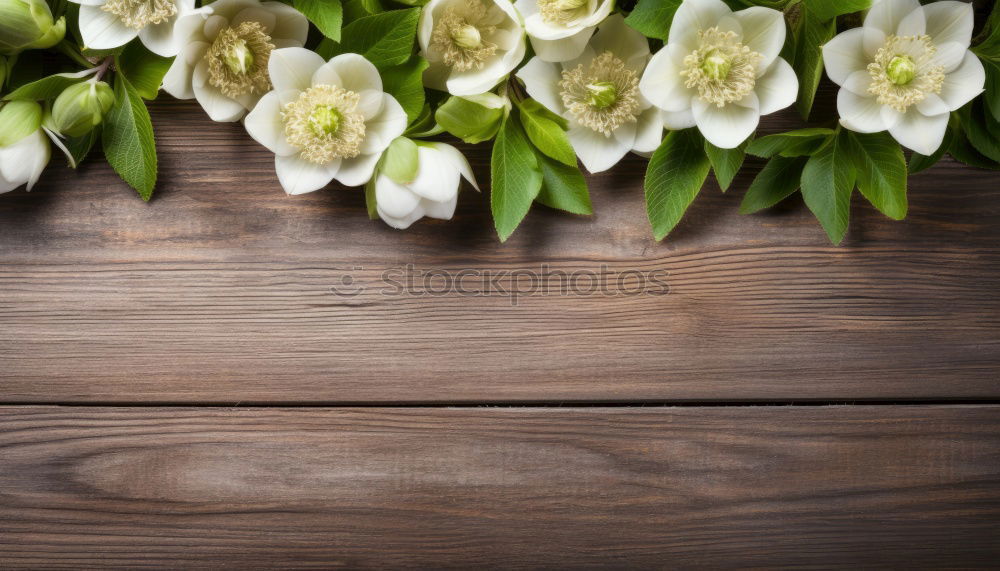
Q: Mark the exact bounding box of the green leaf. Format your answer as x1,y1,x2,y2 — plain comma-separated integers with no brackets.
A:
800,130,855,245
294,0,343,41
624,0,682,41
62,128,100,168
381,136,419,184
847,131,907,220
739,155,807,214
746,128,834,158
115,42,172,100
491,115,543,241
435,93,505,143
380,56,428,123
364,178,378,219
807,0,871,22
102,74,157,200
3,70,91,101
788,6,835,120
705,138,747,192
981,58,1000,123
404,103,444,137
960,100,1000,163
644,128,711,241
517,99,576,167
535,152,592,215
949,118,1000,170
317,8,419,69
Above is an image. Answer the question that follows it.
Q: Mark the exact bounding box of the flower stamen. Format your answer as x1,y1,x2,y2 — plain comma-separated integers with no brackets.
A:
559,51,640,136
282,85,366,164
681,27,761,107
430,0,498,72
867,35,944,112
538,0,588,26
101,0,176,29
206,21,275,98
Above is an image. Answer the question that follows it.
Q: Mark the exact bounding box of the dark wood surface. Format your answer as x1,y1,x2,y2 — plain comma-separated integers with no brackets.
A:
2,406,999,568
1,95,999,567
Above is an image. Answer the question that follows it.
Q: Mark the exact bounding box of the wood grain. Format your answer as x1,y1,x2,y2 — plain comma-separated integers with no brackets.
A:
1,405,998,568
1,98,999,403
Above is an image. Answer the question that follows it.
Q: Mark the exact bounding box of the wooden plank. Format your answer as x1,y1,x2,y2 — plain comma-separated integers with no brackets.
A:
1,405,998,568
1,99,999,403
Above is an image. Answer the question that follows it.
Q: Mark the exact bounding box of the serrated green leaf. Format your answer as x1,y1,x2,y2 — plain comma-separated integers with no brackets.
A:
847,131,907,220
535,152,592,215
807,0,871,22
624,0,682,40
517,100,576,167
380,56,428,123
115,42,172,100
491,115,543,241
789,6,835,120
746,128,834,158
102,74,157,200
3,70,91,101
739,155,807,214
294,0,343,41
316,8,419,69
381,136,419,184
800,131,854,244
705,138,747,191
645,128,711,241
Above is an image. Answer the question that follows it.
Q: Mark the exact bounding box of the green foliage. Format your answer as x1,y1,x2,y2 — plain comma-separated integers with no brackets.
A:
739,155,807,214
317,8,419,69
624,0,682,41
846,131,907,220
806,0,871,23
102,74,157,200
115,42,172,100
2,70,89,101
491,114,543,241
381,136,419,184
62,127,99,168
786,4,835,120
516,98,575,167
705,138,747,192
645,128,711,241
535,152,592,215
380,56,428,123
294,0,343,41
800,130,855,245
435,94,505,144
747,128,835,158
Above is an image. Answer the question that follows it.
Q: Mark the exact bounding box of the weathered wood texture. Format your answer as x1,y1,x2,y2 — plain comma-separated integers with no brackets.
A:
1,405,998,568
1,99,999,403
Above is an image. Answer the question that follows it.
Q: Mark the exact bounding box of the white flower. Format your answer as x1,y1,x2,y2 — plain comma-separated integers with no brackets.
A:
514,0,613,62
516,14,664,173
68,0,194,56
244,48,408,195
0,130,49,193
822,0,984,155
638,0,798,149
375,143,479,229
418,0,527,96
162,0,308,122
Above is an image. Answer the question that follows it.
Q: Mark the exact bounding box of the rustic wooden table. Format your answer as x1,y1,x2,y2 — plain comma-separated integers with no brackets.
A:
1,95,999,568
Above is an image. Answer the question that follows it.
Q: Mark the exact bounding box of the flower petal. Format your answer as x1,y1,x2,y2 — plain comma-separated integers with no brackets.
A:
668,0,732,51
377,204,426,230
692,97,760,149
445,55,508,96
426,142,479,190
842,69,873,96
231,6,276,32
632,107,664,154
78,4,139,50
335,152,381,187
516,57,565,114
529,28,592,62
162,41,209,99
407,146,460,202
375,175,421,219
192,62,247,121
822,28,868,86
320,53,383,93
0,130,49,192
639,44,693,113
421,194,458,220
568,124,632,173
916,93,950,116
733,6,786,72
264,0,310,45
922,0,974,48
938,51,986,111
361,94,407,155
661,108,696,129
275,154,340,194
933,41,968,74
864,0,921,35
244,91,298,156
138,19,180,56
754,57,797,115
837,89,888,133
590,14,648,65
269,47,325,93
888,108,949,155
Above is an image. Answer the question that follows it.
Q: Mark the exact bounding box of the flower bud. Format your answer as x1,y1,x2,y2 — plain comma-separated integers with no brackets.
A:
48,81,115,138
0,100,43,147
0,0,66,55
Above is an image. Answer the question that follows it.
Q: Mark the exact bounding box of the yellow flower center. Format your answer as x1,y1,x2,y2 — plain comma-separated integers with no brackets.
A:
538,0,588,26
430,0,498,72
206,21,275,98
101,0,176,29
867,35,945,112
681,27,761,108
282,85,366,165
560,51,641,136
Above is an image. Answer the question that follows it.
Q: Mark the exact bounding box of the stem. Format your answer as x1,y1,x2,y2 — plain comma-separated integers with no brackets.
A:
91,57,113,82
56,40,94,68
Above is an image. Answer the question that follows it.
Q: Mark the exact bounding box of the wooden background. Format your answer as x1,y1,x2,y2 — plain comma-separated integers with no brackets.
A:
1,88,999,567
